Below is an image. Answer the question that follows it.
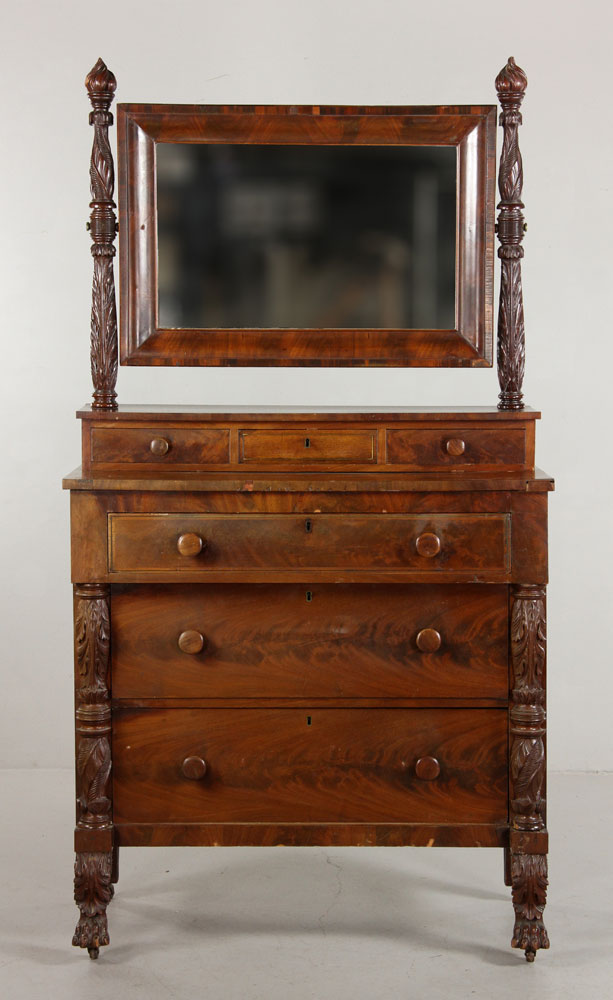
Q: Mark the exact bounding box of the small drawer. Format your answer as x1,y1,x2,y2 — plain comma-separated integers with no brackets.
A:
90,426,230,465
238,429,376,465
111,583,509,700
113,707,508,824
107,513,511,576
386,426,528,469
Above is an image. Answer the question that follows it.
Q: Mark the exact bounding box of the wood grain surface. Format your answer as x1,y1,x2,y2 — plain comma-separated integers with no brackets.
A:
112,707,508,824
111,583,508,699
108,513,511,575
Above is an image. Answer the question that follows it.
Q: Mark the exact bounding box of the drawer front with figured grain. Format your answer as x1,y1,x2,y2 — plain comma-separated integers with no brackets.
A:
386,426,528,469
238,429,376,465
91,426,230,465
111,583,508,699
108,513,511,575
113,707,508,825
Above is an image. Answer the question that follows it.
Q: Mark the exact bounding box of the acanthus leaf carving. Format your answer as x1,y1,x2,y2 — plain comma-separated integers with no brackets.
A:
85,59,118,410
495,57,528,410
73,851,113,958
74,585,112,831
511,854,550,961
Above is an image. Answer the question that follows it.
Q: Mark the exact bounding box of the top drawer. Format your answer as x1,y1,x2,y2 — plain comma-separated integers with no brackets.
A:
239,429,376,464
386,426,528,469
82,414,536,473
91,426,230,466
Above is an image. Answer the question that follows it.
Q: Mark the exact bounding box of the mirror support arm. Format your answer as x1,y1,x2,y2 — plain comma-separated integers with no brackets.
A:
85,59,118,410
495,57,528,410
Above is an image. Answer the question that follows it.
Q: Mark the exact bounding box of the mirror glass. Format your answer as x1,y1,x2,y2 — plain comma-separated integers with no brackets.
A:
157,143,456,330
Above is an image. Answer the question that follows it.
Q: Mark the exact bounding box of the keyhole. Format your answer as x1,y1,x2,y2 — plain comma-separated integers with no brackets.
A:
305,519,312,533
306,591,313,602
306,716,312,726
305,437,311,448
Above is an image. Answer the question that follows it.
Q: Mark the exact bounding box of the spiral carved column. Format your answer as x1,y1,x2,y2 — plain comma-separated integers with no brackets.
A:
496,57,527,410
85,59,118,410
509,585,550,961
72,583,113,959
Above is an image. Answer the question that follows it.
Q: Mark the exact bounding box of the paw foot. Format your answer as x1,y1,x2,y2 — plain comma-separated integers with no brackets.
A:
72,914,110,952
512,917,550,958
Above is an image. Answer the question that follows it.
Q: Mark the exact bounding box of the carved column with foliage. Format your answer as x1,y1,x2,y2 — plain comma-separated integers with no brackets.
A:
496,57,527,410
73,583,113,959
85,58,118,410
509,585,550,961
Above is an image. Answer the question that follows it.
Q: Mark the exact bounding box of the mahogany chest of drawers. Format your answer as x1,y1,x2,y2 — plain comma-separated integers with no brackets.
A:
65,406,553,960
67,56,552,964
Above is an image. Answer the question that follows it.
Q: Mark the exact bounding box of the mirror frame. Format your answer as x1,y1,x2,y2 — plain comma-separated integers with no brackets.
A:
117,103,496,368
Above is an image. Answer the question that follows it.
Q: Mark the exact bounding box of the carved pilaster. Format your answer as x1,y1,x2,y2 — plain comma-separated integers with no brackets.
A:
495,57,527,410
85,59,118,410
73,584,113,956
72,852,114,959
74,584,112,830
509,584,549,960
510,585,546,831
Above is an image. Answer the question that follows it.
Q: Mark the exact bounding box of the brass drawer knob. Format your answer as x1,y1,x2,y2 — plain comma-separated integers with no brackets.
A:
178,630,205,654
181,756,207,780
415,532,441,558
416,628,442,652
415,756,441,780
177,533,205,557
150,437,170,456
445,438,466,457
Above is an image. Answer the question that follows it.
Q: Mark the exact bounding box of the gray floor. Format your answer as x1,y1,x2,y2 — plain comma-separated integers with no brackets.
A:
0,771,610,1000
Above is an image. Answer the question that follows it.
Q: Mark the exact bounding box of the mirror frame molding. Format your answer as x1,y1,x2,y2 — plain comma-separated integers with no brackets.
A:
117,103,496,368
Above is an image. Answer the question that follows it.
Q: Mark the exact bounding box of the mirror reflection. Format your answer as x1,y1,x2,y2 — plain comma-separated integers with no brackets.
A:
157,143,456,330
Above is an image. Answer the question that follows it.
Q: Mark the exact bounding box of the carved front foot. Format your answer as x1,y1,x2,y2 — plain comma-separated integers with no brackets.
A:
73,852,114,958
511,854,550,961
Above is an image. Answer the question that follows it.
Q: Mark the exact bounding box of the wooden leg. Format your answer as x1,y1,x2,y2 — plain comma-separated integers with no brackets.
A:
111,844,120,885
503,846,512,887
510,853,549,962
73,852,114,959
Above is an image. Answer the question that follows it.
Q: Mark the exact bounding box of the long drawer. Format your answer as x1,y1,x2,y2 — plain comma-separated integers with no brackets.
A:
113,708,508,825
111,584,508,699
108,513,511,575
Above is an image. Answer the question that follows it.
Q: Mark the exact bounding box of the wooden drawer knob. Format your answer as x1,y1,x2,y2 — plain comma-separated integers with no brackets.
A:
181,756,207,780
178,630,205,654
415,756,441,780
415,532,441,558
177,533,205,557
150,437,170,456
445,438,466,457
416,628,442,652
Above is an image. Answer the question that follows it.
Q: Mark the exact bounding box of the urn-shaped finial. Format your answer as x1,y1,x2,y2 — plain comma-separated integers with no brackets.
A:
495,57,528,102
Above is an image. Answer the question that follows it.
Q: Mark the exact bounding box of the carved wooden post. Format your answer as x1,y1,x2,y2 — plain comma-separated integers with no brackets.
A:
72,583,113,959
496,57,527,410
509,585,550,961
85,59,118,410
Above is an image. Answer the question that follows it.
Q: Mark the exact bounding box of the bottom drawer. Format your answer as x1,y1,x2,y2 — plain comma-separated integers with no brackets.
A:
113,708,508,825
